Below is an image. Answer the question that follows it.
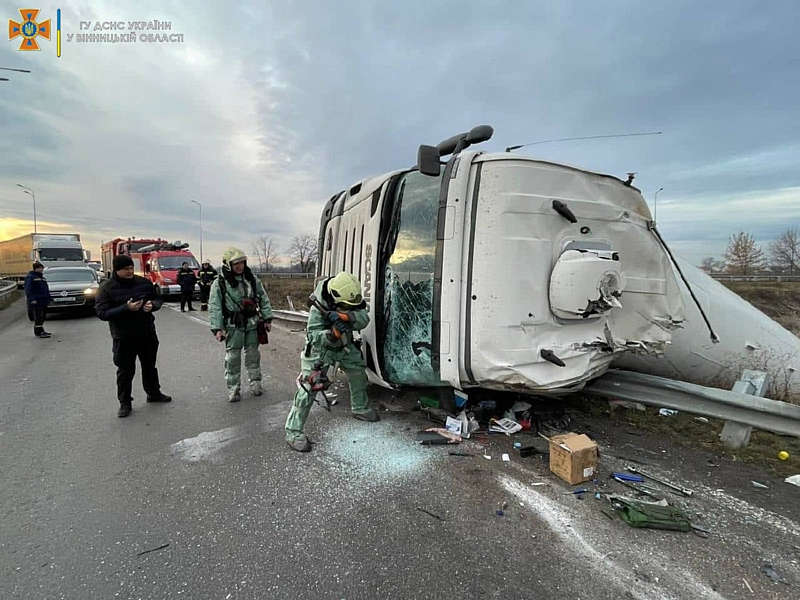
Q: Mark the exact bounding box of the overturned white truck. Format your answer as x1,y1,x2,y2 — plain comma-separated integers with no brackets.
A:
316,126,800,399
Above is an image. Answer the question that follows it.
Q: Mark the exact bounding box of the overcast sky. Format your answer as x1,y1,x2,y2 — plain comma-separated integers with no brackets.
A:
1,0,798,266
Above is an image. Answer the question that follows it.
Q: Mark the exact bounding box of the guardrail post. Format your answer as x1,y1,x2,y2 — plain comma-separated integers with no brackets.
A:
719,370,768,449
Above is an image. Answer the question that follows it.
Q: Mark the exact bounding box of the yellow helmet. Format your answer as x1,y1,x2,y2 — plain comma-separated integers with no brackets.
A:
328,272,363,306
222,247,247,266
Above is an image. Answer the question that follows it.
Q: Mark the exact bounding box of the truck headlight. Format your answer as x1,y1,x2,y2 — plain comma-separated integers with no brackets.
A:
84,287,97,295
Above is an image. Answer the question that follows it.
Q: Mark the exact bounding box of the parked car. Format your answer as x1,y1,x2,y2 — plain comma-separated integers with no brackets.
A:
44,266,100,315
87,260,105,280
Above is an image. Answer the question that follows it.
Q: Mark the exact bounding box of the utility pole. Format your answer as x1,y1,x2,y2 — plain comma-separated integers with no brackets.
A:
17,183,37,232
654,187,663,222
191,200,203,263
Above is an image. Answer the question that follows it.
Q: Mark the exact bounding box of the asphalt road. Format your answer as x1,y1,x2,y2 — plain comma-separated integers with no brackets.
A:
1,298,798,600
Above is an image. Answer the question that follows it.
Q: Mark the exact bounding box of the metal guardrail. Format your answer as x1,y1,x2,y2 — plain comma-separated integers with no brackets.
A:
271,309,309,324
0,280,17,299
709,273,800,282
585,369,800,438
256,272,315,279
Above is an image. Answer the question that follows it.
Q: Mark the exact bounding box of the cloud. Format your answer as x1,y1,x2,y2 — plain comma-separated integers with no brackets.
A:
1,0,798,269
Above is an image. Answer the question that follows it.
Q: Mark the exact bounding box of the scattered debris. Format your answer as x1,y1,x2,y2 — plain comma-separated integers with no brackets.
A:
519,446,542,458
453,389,468,408
502,453,510,462
751,481,769,489
549,433,598,485
742,578,754,594
445,416,462,435
626,466,694,497
784,474,800,487
611,472,644,483
760,563,786,584
694,416,710,423
418,394,439,409
564,488,588,495
608,399,646,412
417,428,462,445
415,430,451,445
416,507,445,521
658,408,679,417
483,455,492,460
137,543,169,557
778,450,790,461
489,418,522,435
511,400,532,413
610,497,691,532
448,451,475,457
612,476,664,500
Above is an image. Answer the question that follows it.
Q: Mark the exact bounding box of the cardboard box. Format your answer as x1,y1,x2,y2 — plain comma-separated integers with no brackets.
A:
548,433,598,485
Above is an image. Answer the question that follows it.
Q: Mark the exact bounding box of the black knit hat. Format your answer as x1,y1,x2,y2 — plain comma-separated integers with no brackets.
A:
113,255,134,271
32,261,44,270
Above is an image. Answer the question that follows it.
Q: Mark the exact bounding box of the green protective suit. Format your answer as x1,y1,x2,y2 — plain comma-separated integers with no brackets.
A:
208,269,273,395
285,278,370,442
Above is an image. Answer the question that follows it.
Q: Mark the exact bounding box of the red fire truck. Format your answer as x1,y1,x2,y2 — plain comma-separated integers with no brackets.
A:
101,237,200,297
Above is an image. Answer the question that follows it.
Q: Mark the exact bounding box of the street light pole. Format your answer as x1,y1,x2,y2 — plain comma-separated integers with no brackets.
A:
653,187,664,223
17,183,37,233
191,200,203,263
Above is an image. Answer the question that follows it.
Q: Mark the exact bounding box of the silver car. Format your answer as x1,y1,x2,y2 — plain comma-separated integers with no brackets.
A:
44,266,101,314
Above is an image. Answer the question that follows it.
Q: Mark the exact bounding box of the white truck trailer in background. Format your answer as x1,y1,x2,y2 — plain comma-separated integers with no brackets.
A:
0,233,91,284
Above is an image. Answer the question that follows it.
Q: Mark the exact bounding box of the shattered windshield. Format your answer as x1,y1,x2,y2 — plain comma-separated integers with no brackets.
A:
382,170,443,385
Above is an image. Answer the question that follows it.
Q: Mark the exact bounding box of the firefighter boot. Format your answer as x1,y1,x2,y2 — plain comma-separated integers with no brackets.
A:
287,433,311,452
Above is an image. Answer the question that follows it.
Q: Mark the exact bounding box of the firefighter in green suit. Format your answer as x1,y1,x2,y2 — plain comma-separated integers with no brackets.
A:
209,248,273,403
285,271,378,452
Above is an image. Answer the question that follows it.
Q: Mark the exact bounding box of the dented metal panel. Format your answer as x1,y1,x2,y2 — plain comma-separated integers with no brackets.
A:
463,158,684,392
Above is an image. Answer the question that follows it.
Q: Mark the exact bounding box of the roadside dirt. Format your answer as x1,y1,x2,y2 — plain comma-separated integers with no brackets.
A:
721,281,800,336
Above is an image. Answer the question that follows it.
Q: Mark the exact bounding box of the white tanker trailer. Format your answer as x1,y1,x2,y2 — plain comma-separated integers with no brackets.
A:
314,126,800,399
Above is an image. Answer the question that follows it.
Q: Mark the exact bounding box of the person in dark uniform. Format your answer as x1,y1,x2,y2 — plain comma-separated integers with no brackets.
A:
177,262,197,312
96,254,172,417
198,260,217,311
23,261,51,338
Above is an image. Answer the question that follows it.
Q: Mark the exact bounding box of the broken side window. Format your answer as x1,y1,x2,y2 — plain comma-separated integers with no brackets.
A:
382,170,443,385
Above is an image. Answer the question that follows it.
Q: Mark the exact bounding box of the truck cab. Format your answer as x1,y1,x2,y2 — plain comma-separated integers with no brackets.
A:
316,126,686,395
134,244,199,297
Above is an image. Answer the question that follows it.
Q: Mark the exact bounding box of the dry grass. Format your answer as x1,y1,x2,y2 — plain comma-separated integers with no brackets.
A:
574,396,800,477
720,281,800,336
259,277,315,310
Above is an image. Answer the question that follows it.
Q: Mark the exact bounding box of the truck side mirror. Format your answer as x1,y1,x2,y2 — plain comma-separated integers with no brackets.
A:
84,249,91,261
418,145,441,177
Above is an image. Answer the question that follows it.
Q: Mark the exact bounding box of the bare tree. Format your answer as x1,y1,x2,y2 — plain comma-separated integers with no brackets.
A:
699,257,723,273
769,227,800,276
250,235,274,273
724,231,766,275
287,234,318,273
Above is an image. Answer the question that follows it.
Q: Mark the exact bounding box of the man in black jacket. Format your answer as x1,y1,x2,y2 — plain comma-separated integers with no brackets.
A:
198,260,217,311
177,262,197,312
96,255,172,417
23,261,52,338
